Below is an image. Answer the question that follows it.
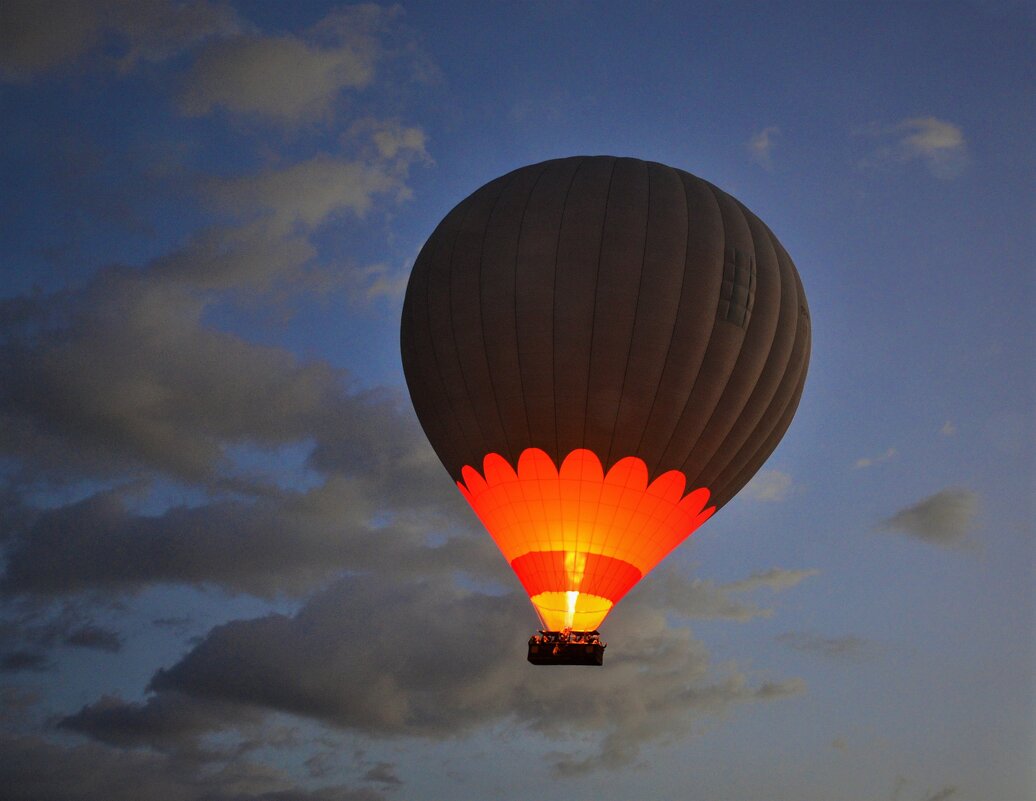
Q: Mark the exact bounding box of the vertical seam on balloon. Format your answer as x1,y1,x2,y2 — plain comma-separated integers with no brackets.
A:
578,159,617,584
714,364,807,507
699,216,795,490
544,160,583,574
712,259,809,504
684,201,781,485
550,159,583,468
510,164,550,459
436,198,485,472
713,288,809,505
581,158,617,452
473,170,521,466
650,180,735,479
633,171,706,476
513,161,555,464
591,158,647,572
412,204,472,479
605,159,652,470
673,183,759,481
446,181,518,465
478,168,536,464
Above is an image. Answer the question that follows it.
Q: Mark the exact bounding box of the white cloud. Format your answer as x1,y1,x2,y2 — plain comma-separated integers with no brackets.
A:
898,116,965,160
858,116,968,179
743,469,793,501
206,155,400,231
748,126,780,170
178,6,402,125
854,446,896,469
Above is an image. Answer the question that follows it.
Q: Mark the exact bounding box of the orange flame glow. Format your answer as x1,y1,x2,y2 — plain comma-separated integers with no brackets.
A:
457,448,715,631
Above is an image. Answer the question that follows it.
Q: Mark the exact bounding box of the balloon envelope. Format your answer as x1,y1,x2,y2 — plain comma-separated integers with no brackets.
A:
401,156,810,631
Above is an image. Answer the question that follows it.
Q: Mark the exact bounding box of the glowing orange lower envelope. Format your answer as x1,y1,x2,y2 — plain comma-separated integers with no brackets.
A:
457,447,715,632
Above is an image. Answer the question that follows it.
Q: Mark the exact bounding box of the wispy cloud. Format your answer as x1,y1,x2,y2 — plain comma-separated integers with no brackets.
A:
748,126,780,170
858,116,968,178
743,469,793,501
635,566,818,622
777,631,875,662
0,0,244,82
178,5,400,126
879,488,979,547
854,447,896,469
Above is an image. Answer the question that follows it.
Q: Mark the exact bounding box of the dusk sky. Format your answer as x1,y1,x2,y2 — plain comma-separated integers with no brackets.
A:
0,2,1033,800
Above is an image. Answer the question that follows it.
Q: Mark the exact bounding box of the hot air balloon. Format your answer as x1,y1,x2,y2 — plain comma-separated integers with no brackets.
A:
400,156,810,665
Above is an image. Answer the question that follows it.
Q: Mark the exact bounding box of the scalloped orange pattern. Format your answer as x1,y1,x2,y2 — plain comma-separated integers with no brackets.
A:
457,448,715,630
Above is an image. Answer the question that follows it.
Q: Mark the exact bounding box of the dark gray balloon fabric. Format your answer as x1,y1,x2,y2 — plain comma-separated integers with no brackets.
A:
400,156,810,510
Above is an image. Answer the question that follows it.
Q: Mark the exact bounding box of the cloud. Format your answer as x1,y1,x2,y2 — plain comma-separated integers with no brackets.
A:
0,271,345,483
921,788,958,801
178,6,403,125
362,762,402,787
1,5,816,788
637,566,818,622
63,625,123,653
854,447,897,469
879,489,978,547
62,569,805,775
858,116,968,178
0,732,388,801
748,126,780,170
1,650,50,673
205,155,402,231
0,0,243,82
743,469,793,501
723,567,819,592
0,476,498,598
777,631,874,662
897,117,965,163
0,603,123,669
0,134,426,489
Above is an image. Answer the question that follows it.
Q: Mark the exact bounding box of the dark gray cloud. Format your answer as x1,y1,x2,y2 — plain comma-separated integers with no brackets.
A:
880,489,978,547
0,3,427,489
631,566,817,621
61,690,258,752
0,0,243,82
0,469,499,598
0,269,344,483
921,788,958,801
776,631,874,662
0,733,387,801
362,762,402,787
63,624,122,653
0,650,50,673
0,602,123,669
64,571,804,774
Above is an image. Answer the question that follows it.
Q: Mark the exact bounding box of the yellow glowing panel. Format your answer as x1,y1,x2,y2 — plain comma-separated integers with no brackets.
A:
457,448,715,631
530,591,614,632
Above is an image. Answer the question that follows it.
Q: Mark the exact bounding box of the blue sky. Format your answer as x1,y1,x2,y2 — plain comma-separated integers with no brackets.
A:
0,2,1032,800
